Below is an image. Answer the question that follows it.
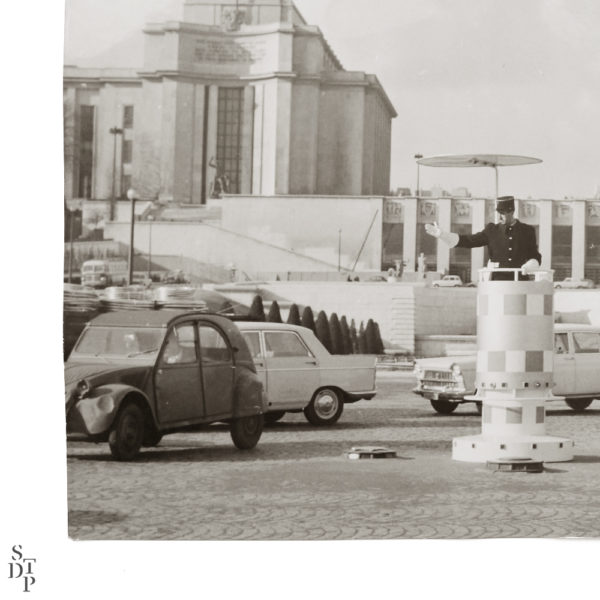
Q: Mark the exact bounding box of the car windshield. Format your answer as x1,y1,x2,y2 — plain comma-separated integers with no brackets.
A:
71,326,165,359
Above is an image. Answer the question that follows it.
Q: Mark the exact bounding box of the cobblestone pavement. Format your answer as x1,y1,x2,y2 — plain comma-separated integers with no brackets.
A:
67,372,600,540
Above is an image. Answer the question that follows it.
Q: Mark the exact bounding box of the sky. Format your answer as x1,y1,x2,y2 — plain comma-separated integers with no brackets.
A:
62,0,600,199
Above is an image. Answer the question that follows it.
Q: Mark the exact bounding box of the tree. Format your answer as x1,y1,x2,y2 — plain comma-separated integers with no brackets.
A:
340,316,352,355
374,322,385,354
357,321,367,353
315,311,332,352
365,319,379,354
248,295,266,321
329,313,343,355
301,306,316,333
287,303,301,326
349,319,359,354
267,300,283,323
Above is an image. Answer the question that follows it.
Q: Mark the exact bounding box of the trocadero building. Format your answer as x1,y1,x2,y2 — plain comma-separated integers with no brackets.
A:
64,0,600,282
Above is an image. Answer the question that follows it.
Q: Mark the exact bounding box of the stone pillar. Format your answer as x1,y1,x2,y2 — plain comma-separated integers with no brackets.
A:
437,198,452,273
402,198,418,273
471,199,486,282
572,201,586,279
275,78,292,195
205,85,219,201
538,200,553,270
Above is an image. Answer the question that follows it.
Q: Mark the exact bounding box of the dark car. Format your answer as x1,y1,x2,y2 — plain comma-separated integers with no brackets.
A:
65,310,265,460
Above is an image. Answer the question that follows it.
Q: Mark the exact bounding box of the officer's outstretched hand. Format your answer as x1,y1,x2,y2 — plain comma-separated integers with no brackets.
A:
425,222,441,238
521,259,540,275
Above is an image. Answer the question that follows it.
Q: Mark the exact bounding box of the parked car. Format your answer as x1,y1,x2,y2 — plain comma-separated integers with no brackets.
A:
235,321,377,425
432,275,463,288
554,278,595,289
65,310,265,460
413,324,600,414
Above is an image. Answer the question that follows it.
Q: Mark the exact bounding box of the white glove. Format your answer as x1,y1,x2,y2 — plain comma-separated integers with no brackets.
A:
521,258,540,275
424,222,458,247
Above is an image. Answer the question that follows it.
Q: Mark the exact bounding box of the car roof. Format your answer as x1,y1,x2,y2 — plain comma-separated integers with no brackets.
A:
554,323,600,332
89,310,225,328
235,321,310,333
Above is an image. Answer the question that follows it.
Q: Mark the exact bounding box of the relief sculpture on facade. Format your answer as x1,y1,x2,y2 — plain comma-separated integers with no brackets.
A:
221,7,247,31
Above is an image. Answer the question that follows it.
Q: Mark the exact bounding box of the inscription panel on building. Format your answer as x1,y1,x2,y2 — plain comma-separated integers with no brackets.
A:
554,202,572,225
194,38,267,64
417,200,437,222
588,203,600,222
383,199,403,223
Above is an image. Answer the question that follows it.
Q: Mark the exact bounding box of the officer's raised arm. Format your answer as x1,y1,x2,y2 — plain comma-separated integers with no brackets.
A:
424,222,459,247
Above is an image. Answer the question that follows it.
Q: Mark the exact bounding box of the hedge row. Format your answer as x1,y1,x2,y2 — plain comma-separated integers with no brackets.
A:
248,295,384,355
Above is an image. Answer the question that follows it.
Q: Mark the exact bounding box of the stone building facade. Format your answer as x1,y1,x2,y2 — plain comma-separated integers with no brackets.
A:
63,0,396,212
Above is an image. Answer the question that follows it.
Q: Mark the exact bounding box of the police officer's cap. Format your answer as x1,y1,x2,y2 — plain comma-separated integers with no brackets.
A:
496,196,515,213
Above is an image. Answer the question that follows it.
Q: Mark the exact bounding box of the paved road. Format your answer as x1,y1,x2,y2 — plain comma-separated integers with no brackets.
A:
67,372,600,540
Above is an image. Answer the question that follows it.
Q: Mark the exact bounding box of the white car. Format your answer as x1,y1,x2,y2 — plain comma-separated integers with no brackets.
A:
554,278,595,289
235,322,377,425
432,275,463,288
413,324,600,414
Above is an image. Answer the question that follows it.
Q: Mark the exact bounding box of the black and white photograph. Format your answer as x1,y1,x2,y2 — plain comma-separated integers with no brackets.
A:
4,0,600,597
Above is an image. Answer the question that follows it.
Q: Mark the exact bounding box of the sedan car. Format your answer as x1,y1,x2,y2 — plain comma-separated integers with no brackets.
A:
65,310,265,460
413,324,600,414
554,278,595,289
235,322,377,425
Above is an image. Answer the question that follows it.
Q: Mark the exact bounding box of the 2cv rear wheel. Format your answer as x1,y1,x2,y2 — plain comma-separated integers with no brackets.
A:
230,414,264,449
108,403,145,461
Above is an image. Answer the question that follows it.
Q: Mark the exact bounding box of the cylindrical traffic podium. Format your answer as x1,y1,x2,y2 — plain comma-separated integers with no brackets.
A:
452,268,574,463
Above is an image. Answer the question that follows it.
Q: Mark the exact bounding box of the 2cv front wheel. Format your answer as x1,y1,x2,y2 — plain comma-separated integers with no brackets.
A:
108,403,145,460
230,414,264,449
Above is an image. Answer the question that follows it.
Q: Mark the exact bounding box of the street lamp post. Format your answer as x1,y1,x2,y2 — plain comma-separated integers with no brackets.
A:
414,153,423,197
109,126,124,221
127,188,137,285
147,215,154,281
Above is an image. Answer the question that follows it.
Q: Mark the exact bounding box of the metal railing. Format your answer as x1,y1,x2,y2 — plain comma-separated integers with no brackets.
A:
477,268,554,283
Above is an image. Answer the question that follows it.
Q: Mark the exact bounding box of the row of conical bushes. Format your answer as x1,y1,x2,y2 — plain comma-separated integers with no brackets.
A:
247,295,385,355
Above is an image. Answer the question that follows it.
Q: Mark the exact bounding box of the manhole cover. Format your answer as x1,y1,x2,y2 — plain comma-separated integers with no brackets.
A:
346,446,397,459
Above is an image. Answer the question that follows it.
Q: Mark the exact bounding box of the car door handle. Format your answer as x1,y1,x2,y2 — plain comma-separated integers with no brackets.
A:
563,356,574,361
255,361,265,367
305,360,317,365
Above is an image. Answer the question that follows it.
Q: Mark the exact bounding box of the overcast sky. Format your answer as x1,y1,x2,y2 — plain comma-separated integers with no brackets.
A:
63,0,600,199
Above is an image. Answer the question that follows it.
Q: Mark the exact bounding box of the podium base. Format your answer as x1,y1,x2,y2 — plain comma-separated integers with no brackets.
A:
452,434,574,463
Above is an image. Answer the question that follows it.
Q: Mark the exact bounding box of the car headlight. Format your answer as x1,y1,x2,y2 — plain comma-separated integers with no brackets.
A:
413,364,424,378
76,379,91,399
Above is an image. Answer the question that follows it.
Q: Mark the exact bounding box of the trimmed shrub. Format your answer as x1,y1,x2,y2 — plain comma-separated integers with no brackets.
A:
287,303,301,326
329,312,343,355
315,310,332,352
301,306,316,333
365,319,379,354
374,322,385,354
357,321,367,353
248,295,266,321
350,319,359,354
267,300,283,323
340,316,352,355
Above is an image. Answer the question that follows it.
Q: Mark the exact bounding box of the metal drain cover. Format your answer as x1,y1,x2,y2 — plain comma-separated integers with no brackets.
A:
486,457,544,473
346,446,397,460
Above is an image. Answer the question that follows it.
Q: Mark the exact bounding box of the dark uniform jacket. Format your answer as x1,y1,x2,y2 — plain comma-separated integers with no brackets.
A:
457,220,541,279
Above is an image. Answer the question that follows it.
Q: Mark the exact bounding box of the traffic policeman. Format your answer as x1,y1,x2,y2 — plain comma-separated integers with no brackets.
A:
425,196,541,280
